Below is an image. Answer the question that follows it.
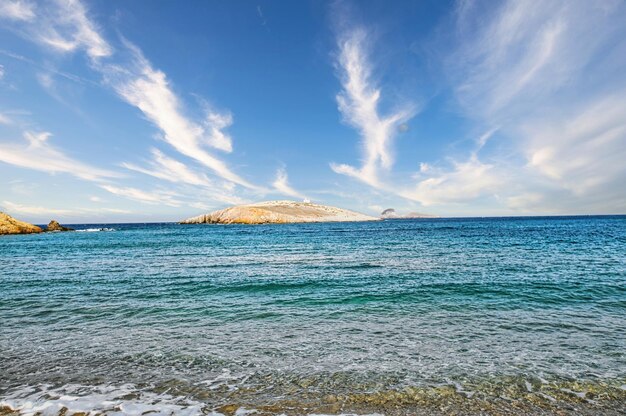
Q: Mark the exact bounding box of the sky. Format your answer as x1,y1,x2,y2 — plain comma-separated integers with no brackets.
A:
1,0,625,223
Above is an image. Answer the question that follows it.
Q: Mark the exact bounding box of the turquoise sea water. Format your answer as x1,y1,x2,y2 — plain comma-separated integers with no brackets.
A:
1,216,625,415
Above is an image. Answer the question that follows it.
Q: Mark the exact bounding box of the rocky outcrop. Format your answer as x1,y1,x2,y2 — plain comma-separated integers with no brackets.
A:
46,220,73,232
181,200,379,224
0,212,43,235
380,208,438,219
381,208,399,218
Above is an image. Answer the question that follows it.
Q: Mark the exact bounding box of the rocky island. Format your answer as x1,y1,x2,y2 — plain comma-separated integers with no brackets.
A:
380,208,438,219
47,220,74,232
181,200,379,224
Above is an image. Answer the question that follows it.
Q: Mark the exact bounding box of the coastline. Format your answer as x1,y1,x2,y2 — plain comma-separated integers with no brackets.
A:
2,377,626,415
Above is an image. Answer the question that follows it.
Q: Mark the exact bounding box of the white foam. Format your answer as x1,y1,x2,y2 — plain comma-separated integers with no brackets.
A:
75,228,115,232
0,384,210,416
1,384,386,416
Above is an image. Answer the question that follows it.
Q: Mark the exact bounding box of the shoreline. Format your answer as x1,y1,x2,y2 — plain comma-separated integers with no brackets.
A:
2,378,626,415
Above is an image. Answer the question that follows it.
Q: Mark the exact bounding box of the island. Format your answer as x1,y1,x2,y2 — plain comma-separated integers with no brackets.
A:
47,220,74,232
380,208,438,219
180,200,379,224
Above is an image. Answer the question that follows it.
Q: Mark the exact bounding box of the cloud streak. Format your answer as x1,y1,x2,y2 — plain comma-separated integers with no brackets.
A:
0,0,34,21
272,167,306,200
331,28,415,188
100,184,182,207
99,40,260,191
121,148,213,188
1,200,132,218
444,0,626,212
0,131,120,181
0,0,111,59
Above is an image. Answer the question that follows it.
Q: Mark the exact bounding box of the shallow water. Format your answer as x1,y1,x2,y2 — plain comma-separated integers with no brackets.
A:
1,217,625,415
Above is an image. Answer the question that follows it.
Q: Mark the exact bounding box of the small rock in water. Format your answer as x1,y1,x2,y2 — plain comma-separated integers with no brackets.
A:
46,220,74,232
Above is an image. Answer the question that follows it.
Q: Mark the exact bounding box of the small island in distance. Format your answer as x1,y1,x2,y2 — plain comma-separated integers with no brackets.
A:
380,208,438,219
180,200,379,224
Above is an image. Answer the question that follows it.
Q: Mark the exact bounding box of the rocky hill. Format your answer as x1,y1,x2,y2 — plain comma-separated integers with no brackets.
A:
181,200,379,224
0,212,43,235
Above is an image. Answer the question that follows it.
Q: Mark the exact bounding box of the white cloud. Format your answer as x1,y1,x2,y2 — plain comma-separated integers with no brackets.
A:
100,184,182,207
0,131,120,181
401,155,504,206
121,148,213,187
331,27,415,188
121,148,249,205
0,63,4,79
2,200,74,216
272,167,306,200
524,92,626,196
36,72,52,89
0,0,110,59
1,200,133,217
0,0,35,21
441,0,626,213
101,40,259,190
40,0,111,59
203,108,233,153
0,112,11,124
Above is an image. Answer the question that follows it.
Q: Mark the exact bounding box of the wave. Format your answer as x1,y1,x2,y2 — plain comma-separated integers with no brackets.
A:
0,383,385,416
1,384,208,416
75,227,116,232
3,377,625,416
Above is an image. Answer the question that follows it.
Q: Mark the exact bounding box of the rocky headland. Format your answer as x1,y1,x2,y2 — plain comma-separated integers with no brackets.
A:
0,212,74,235
181,200,379,224
0,212,43,235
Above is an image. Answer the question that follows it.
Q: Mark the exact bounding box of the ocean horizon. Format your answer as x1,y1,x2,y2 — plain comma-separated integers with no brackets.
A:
2,216,625,415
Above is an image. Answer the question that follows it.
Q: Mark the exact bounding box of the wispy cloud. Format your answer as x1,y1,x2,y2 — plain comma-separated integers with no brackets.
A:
121,148,213,188
400,127,504,206
40,0,111,59
256,5,267,27
331,28,415,188
523,92,626,199
2,200,74,216
1,0,265,208
0,0,111,59
100,40,259,190
401,155,504,206
442,0,626,212
100,184,182,207
1,200,132,217
329,2,626,214
272,167,306,200
0,0,35,21
0,130,120,181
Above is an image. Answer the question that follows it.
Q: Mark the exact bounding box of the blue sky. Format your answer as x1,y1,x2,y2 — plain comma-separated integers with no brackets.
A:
1,0,625,223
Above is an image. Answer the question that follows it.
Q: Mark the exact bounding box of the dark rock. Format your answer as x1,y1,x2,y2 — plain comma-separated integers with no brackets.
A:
46,220,74,232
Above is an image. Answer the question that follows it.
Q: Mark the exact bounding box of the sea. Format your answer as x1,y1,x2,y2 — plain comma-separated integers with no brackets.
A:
1,216,625,415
